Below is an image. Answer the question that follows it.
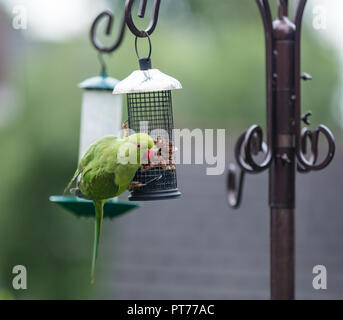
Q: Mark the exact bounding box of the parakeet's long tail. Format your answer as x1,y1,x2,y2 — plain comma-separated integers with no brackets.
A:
63,169,80,195
90,199,105,284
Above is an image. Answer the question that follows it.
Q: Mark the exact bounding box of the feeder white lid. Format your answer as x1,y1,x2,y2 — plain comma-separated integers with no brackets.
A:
113,69,182,94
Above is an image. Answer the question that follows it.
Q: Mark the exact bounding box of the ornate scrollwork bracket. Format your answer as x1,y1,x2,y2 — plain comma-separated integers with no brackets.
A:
227,125,271,208
227,0,336,209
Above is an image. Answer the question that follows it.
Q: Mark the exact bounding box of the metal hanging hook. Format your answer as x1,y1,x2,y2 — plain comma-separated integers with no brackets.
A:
90,9,126,54
227,133,247,209
227,126,270,209
97,52,107,76
125,0,161,37
227,165,245,209
135,31,152,59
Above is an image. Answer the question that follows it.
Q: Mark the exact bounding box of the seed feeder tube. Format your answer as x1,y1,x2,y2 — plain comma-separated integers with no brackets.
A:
78,71,122,160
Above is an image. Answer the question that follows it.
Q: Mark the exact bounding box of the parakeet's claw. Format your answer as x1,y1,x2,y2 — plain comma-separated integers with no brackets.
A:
63,169,81,195
128,181,146,191
122,120,129,138
129,175,162,191
70,188,88,199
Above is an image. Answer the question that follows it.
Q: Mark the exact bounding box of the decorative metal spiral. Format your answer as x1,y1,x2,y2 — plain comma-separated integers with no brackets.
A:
297,125,335,173
125,0,161,37
90,10,126,54
227,125,271,208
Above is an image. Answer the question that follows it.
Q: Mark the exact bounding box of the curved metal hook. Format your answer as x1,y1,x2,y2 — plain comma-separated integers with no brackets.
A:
297,125,335,172
293,0,307,25
293,0,307,140
297,128,314,173
256,0,273,53
227,164,245,208
227,132,247,209
227,125,272,209
292,0,334,172
125,0,161,37
293,0,335,172
256,0,274,158
243,125,272,172
90,9,126,54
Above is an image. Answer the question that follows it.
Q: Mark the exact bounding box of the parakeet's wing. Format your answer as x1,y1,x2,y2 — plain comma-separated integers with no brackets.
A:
63,136,118,195
80,167,119,200
79,136,118,169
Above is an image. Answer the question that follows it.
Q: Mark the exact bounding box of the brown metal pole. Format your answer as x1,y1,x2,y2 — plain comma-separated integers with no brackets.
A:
270,209,294,299
269,17,296,300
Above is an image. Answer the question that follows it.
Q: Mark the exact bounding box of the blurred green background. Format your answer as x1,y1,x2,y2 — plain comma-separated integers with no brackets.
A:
0,0,340,299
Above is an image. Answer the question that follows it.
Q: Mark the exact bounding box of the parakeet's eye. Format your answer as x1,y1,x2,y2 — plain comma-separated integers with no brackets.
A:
137,144,141,149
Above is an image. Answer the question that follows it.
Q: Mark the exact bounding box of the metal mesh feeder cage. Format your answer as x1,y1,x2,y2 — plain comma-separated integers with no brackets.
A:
114,65,182,201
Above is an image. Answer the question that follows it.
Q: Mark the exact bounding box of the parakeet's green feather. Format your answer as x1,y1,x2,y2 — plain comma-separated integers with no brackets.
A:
64,133,155,283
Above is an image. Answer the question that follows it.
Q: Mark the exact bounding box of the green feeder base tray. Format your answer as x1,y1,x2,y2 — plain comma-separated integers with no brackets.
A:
49,195,140,219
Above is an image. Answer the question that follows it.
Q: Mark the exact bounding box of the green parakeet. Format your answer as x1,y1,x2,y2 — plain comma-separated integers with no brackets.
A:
64,133,155,283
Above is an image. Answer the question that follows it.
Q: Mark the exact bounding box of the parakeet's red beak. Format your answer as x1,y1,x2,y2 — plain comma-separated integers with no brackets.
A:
144,149,155,163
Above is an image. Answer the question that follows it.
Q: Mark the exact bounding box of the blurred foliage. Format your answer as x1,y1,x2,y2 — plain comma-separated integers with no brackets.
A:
0,288,14,300
0,42,97,299
0,0,340,299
